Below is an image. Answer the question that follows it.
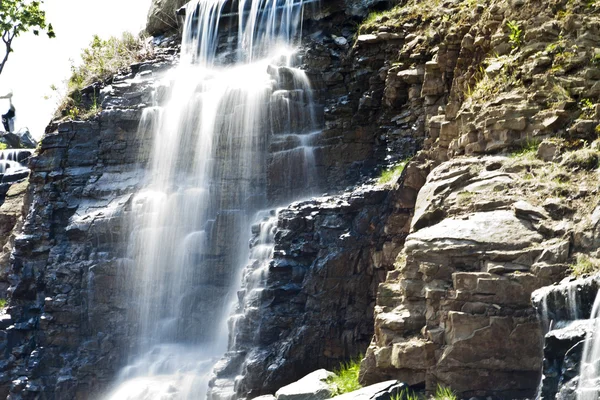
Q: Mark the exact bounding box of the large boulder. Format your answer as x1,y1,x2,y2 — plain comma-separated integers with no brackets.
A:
146,0,187,36
275,369,336,400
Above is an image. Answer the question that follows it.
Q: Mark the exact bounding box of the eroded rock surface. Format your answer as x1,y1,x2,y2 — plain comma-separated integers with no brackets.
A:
212,171,426,397
361,157,582,398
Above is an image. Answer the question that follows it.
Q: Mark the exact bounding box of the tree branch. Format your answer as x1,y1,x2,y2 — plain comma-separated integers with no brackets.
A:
0,31,14,76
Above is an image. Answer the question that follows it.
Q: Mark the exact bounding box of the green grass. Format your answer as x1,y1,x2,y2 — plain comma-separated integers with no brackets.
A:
570,254,600,277
378,160,409,185
328,357,362,395
434,386,457,400
510,139,539,158
0,143,7,151
391,385,456,400
0,299,7,308
394,389,421,400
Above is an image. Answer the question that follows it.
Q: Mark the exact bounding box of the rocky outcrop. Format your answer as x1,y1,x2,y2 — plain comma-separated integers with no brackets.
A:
2,0,600,398
360,154,599,398
211,164,428,397
146,0,187,36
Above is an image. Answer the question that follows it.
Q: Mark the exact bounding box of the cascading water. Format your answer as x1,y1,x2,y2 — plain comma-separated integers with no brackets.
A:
105,0,318,398
577,293,600,400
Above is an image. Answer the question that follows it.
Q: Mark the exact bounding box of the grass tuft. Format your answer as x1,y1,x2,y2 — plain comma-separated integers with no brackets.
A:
378,159,410,185
434,385,457,400
328,357,362,395
510,139,539,158
571,254,600,277
390,385,456,400
0,299,7,308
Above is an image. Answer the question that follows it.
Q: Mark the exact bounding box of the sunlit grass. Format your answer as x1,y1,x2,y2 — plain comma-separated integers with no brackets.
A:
328,357,362,395
378,159,410,185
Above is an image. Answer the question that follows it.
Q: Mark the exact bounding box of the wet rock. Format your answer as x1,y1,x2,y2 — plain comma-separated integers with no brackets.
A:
214,180,419,397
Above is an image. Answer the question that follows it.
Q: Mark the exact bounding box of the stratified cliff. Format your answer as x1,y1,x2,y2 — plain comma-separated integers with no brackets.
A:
0,0,599,399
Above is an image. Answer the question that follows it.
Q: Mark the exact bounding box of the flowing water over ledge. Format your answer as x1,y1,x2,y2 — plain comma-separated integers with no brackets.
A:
104,0,318,398
532,276,600,400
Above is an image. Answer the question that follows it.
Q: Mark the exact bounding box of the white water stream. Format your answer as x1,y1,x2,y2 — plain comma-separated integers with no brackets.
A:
105,0,315,399
577,293,600,400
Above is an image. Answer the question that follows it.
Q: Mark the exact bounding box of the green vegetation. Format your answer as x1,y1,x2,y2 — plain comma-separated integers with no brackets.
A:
465,55,522,101
0,143,7,151
510,139,539,158
434,385,457,400
0,0,55,76
357,0,443,34
392,385,457,400
396,389,420,400
0,298,6,308
58,32,152,119
579,98,595,119
378,160,409,185
328,358,362,395
506,20,523,49
570,254,600,277
561,148,600,170
456,190,475,205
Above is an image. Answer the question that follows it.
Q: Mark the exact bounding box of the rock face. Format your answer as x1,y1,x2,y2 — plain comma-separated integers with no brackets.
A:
146,0,187,36
361,156,586,398
211,169,427,397
0,7,410,398
0,53,171,398
2,0,600,398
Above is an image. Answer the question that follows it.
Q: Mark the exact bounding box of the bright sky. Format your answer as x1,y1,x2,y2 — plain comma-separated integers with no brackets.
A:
0,0,153,139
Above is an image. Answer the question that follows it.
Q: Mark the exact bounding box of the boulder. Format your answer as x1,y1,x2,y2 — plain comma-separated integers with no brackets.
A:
275,369,336,400
146,0,187,36
331,380,407,400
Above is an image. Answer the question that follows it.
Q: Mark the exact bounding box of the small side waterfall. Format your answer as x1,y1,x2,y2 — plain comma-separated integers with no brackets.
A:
105,0,318,399
532,276,600,400
577,293,600,400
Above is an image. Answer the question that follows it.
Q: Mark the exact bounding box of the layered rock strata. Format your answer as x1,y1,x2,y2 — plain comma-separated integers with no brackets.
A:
361,155,599,398
212,161,429,397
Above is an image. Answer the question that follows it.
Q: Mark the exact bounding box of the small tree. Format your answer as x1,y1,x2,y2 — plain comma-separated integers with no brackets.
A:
0,0,55,76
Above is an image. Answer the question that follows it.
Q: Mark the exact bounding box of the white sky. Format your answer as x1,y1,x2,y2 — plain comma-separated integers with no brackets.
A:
0,0,153,139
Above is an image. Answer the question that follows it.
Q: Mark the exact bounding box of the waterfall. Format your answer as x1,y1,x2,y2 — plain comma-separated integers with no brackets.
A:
105,0,317,398
577,293,600,400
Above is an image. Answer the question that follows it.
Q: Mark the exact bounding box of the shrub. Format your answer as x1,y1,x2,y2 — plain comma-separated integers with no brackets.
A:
506,20,523,48
391,385,456,400
57,32,152,119
328,357,362,395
